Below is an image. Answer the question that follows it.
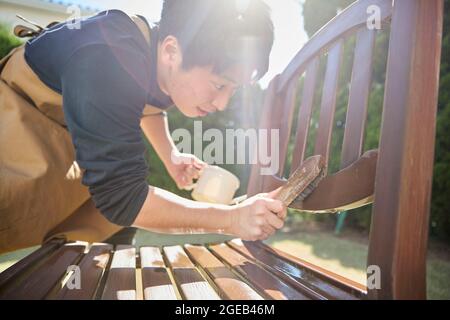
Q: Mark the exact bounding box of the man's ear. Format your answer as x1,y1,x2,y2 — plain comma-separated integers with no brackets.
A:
159,35,182,68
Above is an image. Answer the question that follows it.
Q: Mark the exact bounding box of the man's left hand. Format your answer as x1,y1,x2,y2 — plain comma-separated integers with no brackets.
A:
166,151,207,190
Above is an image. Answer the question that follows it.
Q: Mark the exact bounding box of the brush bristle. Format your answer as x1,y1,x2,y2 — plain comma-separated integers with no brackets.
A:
276,155,326,207
295,169,325,202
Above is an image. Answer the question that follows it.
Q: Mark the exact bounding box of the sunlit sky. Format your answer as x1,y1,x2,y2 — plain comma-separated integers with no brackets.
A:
67,0,308,88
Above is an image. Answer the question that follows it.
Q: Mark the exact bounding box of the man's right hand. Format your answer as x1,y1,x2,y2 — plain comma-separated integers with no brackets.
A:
228,188,287,241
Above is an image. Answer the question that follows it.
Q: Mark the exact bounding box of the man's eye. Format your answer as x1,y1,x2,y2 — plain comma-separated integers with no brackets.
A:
213,83,226,91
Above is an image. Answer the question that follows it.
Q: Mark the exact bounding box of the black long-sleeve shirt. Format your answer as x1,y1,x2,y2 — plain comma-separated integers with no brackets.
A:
24,9,173,226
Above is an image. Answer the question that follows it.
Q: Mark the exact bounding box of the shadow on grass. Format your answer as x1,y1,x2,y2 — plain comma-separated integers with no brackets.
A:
135,229,234,248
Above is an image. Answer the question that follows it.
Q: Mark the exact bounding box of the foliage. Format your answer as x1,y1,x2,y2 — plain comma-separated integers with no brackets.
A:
0,23,22,59
431,0,450,239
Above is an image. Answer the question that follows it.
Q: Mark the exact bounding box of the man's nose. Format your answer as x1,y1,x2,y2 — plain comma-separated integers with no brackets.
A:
211,92,231,112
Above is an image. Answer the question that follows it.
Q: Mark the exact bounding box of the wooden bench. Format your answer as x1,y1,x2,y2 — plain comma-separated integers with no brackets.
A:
0,0,443,300
0,239,366,299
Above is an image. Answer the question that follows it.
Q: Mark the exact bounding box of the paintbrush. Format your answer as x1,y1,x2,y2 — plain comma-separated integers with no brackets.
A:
230,155,326,206
275,155,326,206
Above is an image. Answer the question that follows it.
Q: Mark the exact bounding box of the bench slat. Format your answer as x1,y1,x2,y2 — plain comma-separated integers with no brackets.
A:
163,245,220,300
228,239,364,300
0,242,86,299
140,247,177,300
209,243,309,300
246,77,279,196
0,239,64,290
54,243,113,300
249,240,366,298
184,244,263,300
291,57,320,173
277,80,299,177
101,245,136,300
341,27,376,169
277,0,392,93
314,39,343,168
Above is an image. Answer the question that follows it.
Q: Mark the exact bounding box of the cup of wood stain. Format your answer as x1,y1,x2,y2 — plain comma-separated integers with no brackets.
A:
185,165,240,204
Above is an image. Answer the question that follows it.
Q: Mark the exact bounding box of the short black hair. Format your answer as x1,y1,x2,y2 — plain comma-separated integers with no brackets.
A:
158,0,274,81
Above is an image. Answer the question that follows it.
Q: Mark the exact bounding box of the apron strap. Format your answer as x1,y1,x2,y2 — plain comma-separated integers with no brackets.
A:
0,15,58,74
13,14,60,38
130,14,151,45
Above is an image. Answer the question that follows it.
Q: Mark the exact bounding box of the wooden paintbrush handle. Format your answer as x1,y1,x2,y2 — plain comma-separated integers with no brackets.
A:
275,155,325,206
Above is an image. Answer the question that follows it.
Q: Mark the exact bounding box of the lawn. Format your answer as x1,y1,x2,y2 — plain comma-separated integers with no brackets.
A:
1,227,449,299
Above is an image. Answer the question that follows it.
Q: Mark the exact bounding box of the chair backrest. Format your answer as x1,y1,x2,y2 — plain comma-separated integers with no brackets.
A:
246,0,443,299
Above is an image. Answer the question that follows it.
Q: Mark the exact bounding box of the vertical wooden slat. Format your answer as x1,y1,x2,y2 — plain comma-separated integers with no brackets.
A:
257,80,297,192
314,39,343,168
341,28,376,169
246,76,279,197
276,0,393,93
101,245,136,300
184,244,263,300
276,79,299,177
163,245,220,300
0,242,87,299
291,57,320,173
140,247,177,300
249,73,298,194
367,0,443,299
209,243,309,300
55,243,113,300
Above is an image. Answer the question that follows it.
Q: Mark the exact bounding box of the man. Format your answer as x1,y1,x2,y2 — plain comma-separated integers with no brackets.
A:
0,0,286,253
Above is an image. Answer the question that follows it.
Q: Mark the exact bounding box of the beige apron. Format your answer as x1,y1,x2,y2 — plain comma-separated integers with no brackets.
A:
0,15,161,253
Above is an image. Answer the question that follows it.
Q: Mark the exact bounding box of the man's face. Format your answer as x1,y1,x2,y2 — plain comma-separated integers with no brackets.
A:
158,36,256,117
166,64,249,118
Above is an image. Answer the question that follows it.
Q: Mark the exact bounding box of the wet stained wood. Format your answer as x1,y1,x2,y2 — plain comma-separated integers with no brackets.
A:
0,238,64,290
101,245,136,300
140,247,177,300
314,39,343,167
55,243,113,300
340,27,376,169
209,243,309,300
291,57,320,172
228,239,366,300
246,76,280,197
277,0,392,92
367,0,443,299
0,242,86,299
184,244,263,300
292,149,378,212
163,245,220,300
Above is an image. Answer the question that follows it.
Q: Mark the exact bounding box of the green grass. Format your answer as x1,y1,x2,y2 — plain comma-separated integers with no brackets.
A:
264,231,368,285
264,229,450,300
1,228,449,299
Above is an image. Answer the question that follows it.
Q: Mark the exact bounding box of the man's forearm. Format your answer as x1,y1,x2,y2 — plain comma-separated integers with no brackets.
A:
140,114,177,166
132,186,236,235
